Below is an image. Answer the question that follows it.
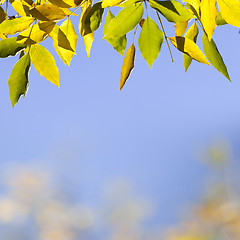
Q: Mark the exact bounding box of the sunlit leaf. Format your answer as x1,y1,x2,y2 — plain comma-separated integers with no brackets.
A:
30,44,59,86
183,0,200,16
102,0,124,8
218,0,240,28
29,4,66,21
8,52,31,107
138,16,163,68
48,0,82,8
169,36,209,65
183,22,198,71
200,0,217,41
149,0,193,23
0,17,34,36
174,21,188,36
105,3,144,38
10,0,30,16
83,32,94,57
202,32,230,81
0,37,27,57
216,11,227,25
120,43,135,90
104,8,127,55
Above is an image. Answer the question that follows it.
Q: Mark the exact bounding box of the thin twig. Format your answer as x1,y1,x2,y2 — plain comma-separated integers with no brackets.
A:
156,11,174,63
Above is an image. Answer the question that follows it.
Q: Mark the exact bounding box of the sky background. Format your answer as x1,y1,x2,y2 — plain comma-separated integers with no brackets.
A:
0,6,240,232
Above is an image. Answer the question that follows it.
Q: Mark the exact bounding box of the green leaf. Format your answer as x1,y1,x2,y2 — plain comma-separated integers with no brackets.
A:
202,32,230,81
216,11,228,26
84,2,104,34
105,2,144,38
8,53,31,107
183,22,198,72
149,0,193,23
104,9,126,55
138,16,163,69
0,37,27,57
30,44,59,86
0,17,34,35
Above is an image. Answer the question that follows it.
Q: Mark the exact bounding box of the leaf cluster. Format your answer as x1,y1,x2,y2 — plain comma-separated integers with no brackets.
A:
0,0,238,106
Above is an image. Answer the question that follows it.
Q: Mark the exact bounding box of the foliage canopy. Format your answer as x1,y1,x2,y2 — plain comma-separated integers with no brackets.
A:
0,0,238,106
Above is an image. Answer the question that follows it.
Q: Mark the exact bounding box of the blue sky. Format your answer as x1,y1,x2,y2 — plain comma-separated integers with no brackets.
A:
0,11,240,227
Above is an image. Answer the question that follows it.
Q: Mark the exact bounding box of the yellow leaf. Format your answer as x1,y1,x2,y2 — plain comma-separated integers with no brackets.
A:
29,4,67,21
120,43,135,90
183,0,200,16
0,17,34,36
30,44,59,87
218,0,240,28
169,36,210,65
10,0,29,16
79,1,92,36
174,21,188,36
200,0,217,41
48,0,82,8
83,32,93,57
102,0,125,8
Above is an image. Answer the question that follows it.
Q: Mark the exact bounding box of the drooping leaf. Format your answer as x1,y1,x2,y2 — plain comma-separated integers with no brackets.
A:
183,22,198,71
84,2,104,34
0,37,27,57
202,32,230,81
10,0,30,16
169,36,209,65
120,43,135,90
83,32,94,57
8,53,31,107
105,3,144,38
29,4,66,21
174,21,188,36
30,44,59,87
48,0,82,8
138,16,163,69
0,17,34,36
79,1,92,36
104,8,127,55
149,0,193,23
200,0,217,41
218,0,240,28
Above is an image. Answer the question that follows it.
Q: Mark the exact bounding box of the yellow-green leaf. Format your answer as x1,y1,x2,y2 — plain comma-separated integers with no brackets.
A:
30,44,59,87
149,0,193,23
138,16,163,68
0,17,34,35
202,32,230,81
104,8,127,55
29,4,66,21
0,37,27,57
200,0,217,41
8,53,31,107
183,22,198,71
183,0,200,16
169,36,209,65
79,1,92,36
120,43,135,90
105,3,144,38
102,0,124,8
218,0,240,28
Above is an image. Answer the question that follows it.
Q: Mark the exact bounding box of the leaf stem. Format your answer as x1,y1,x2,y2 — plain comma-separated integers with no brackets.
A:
156,11,174,63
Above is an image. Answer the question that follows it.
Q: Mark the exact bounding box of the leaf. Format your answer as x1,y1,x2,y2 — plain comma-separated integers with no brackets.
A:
183,0,200,16
0,6,6,23
83,32,94,57
169,36,209,65
84,2,104,34
10,0,30,17
119,0,142,7
218,0,240,28
79,1,92,36
202,32,230,81
104,8,127,55
29,4,66,21
120,43,135,90
102,0,124,8
174,21,188,36
138,16,163,68
216,11,227,26
183,22,198,71
149,0,193,23
0,37,27,57
0,17,34,36
8,53,31,107
105,3,144,38
200,0,217,41
48,0,82,8
30,44,59,87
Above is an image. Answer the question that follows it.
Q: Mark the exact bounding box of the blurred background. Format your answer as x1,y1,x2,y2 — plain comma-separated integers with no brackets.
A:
1,5,240,239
